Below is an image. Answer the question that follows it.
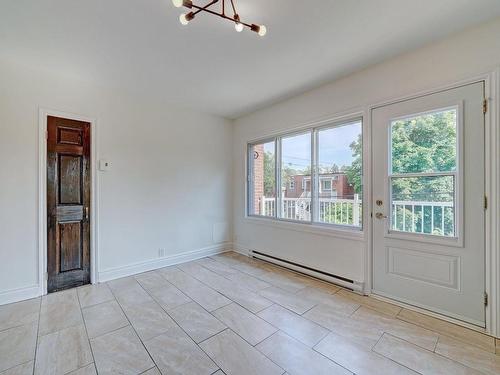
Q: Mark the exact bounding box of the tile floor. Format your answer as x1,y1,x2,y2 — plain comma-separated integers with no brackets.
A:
1,251,500,375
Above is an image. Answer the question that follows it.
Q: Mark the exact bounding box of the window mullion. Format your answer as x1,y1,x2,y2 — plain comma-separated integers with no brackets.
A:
312,130,319,223
276,137,282,219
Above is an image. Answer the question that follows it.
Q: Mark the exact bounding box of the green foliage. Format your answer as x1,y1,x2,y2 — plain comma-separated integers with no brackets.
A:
263,151,276,197
344,133,363,195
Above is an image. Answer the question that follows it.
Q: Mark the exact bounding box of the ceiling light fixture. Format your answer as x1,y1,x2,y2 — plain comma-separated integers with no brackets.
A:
171,0,267,36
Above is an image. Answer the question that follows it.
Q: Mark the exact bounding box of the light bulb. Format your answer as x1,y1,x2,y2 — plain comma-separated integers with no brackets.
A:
179,13,189,25
172,0,183,8
235,22,244,32
258,25,267,37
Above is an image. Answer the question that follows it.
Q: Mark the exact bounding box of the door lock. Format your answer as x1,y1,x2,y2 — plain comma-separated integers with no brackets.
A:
375,212,387,219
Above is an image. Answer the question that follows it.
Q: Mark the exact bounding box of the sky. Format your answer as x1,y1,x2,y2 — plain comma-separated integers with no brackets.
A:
263,121,361,172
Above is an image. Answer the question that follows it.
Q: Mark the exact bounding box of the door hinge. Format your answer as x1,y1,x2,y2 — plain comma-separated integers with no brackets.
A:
483,98,488,114
484,196,488,210
484,292,488,307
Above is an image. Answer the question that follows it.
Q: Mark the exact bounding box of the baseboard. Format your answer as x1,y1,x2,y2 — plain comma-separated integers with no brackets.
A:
0,284,40,306
233,243,251,256
98,242,232,282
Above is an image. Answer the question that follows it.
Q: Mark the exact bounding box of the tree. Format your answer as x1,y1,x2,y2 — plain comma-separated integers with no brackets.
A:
344,133,363,195
263,151,276,197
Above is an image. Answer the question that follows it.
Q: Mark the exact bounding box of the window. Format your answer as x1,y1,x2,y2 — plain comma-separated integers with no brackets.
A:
317,120,362,226
281,132,311,222
321,179,332,191
389,108,457,237
248,140,275,217
247,117,363,229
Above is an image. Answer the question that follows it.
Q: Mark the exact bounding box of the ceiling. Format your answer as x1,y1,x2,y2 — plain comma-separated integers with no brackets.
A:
2,0,500,119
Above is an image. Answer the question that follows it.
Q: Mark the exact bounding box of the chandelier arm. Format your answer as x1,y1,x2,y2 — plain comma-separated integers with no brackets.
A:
191,3,251,26
229,0,237,16
192,0,219,16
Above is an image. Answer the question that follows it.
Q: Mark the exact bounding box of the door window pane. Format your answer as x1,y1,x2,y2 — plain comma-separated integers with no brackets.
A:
249,141,275,216
391,109,457,174
281,133,311,221
317,121,362,227
391,176,455,236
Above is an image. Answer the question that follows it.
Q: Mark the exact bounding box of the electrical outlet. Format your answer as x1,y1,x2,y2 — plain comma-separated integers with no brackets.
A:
158,248,165,258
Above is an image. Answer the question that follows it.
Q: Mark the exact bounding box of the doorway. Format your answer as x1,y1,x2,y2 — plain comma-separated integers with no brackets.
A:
371,82,486,327
46,116,91,293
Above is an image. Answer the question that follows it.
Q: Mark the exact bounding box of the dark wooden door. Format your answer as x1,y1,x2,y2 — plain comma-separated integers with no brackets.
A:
47,116,91,293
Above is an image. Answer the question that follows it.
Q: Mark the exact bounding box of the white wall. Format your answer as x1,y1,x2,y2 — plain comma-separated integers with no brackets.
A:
0,60,233,303
233,18,500,286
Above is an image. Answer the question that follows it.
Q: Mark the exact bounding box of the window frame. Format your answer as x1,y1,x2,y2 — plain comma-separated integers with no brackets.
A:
246,116,363,231
386,105,462,241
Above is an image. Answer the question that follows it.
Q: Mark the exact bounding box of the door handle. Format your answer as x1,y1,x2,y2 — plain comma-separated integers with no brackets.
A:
375,212,387,219
85,207,89,222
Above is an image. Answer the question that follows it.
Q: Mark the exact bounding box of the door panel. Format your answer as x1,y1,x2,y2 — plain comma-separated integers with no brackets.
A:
47,116,91,293
372,82,485,326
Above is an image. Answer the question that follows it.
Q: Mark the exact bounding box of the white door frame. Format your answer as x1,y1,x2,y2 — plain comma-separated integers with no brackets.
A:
38,108,99,296
367,69,499,337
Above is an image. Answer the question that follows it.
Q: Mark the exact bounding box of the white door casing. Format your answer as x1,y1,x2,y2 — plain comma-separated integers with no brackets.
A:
372,82,486,327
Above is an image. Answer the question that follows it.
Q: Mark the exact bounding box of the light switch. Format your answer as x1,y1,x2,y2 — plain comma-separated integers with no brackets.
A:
99,159,111,171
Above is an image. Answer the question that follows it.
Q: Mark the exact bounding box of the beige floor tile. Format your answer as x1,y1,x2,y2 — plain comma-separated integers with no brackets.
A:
497,338,500,355
225,272,271,292
213,303,277,345
0,361,33,375
397,308,495,352
159,268,231,311
211,371,224,375
210,255,269,278
295,288,359,316
257,331,351,375
169,302,226,343
257,304,328,347
140,367,160,375
146,284,191,311
435,334,500,375
255,271,307,293
352,307,438,351
67,364,97,375
77,284,114,308
91,326,154,375
199,329,284,375
258,287,316,314
82,300,129,338
39,290,83,336
196,258,240,277
0,322,37,372
303,304,381,349
0,298,39,332
373,333,482,375
178,262,273,313
292,276,341,294
144,326,218,375
135,271,170,291
119,300,177,341
107,277,141,292
336,289,401,316
314,332,419,375
35,324,92,375
112,284,152,307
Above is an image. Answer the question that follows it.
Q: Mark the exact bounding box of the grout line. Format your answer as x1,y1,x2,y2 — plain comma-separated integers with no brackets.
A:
75,286,97,370
31,296,42,374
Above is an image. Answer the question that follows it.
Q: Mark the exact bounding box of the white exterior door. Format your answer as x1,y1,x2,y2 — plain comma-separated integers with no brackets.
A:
372,82,486,327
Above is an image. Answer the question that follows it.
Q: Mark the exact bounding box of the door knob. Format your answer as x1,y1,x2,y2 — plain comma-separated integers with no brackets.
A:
375,212,387,219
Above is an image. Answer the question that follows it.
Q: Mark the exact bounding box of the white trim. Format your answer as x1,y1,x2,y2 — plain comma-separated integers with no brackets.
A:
38,108,99,296
243,216,364,241
0,285,40,306
368,70,500,337
98,243,231,282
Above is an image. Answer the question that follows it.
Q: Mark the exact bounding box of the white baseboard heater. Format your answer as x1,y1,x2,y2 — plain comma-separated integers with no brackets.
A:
250,250,364,293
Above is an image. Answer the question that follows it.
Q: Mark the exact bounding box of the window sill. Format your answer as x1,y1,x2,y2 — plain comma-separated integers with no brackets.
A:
243,216,365,241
